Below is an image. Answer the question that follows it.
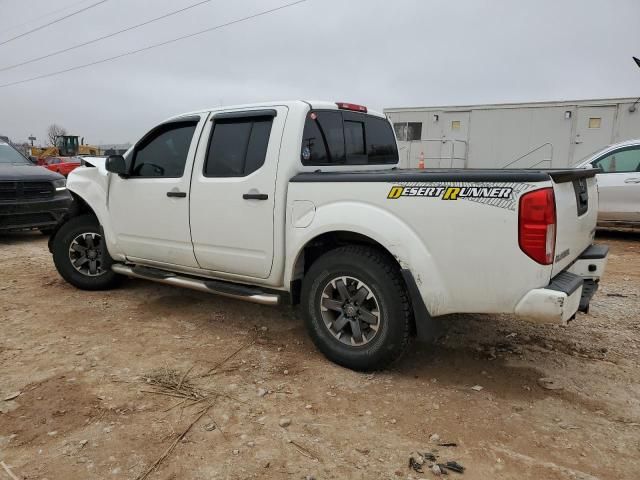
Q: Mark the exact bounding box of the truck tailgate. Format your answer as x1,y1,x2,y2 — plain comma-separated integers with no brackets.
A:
548,170,599,276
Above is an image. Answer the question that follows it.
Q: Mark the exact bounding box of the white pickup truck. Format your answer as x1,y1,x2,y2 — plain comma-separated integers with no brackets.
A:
50,100,608,370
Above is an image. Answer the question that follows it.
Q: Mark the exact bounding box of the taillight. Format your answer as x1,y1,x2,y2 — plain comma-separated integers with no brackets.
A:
518,187,556,265
335,102,368,113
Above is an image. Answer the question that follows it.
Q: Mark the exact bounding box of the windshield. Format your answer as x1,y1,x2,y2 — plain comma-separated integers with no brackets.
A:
0,143,30,165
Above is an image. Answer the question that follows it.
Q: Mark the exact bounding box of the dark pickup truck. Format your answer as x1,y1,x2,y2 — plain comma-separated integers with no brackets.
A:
0,141,73,233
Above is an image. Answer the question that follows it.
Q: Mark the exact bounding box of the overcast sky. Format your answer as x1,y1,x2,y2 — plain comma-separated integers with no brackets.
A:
0,0,639,145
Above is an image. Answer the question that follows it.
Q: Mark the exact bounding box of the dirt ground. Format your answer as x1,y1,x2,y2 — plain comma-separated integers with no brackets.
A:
1,231,639,480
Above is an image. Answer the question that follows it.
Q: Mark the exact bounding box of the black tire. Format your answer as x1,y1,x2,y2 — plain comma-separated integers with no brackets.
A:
52,214,121,290
301,245,412,371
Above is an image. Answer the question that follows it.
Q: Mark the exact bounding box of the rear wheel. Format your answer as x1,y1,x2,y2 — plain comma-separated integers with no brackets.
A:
301,246,412,371
52,214,121,290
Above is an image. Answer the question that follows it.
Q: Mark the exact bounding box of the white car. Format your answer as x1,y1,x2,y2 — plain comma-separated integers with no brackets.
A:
575,139,640,227
48,100,608,370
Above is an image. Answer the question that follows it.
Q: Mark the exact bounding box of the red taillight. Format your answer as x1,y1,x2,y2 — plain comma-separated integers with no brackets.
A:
518,187,556,265
336,102,367,113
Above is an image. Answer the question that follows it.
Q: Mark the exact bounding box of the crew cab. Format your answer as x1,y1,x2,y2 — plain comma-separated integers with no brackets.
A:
49,101,608,370
0,141,72,233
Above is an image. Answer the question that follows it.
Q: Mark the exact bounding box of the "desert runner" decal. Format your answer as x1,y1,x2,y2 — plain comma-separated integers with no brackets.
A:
387,185,513,200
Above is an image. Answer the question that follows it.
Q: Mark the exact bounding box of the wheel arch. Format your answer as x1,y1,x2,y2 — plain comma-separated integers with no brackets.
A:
289,230,399,293
47,192,98,252
287,225,432,310
285,199,450,320
48,182,117,259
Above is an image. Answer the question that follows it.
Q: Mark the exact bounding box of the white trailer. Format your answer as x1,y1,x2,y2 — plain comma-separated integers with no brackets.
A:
384,97,640,169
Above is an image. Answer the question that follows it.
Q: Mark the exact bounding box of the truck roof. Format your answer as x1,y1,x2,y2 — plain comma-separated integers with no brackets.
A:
165,100,386,123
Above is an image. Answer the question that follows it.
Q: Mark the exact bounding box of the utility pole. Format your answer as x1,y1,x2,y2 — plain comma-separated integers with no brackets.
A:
28,135,36,146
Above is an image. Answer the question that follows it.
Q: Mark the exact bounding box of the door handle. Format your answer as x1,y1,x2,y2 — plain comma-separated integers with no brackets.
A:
243,193,268,200
167,191,187,198
624,178,640,184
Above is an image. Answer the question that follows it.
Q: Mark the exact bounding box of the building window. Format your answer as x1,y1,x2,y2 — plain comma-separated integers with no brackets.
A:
588,117,601,129
451,120,461,130
392,122,422,141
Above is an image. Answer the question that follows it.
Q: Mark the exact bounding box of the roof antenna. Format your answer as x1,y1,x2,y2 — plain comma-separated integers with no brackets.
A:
629,57,640,113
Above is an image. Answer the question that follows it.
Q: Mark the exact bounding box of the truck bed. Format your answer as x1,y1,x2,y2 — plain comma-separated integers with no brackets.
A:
287,167,600,317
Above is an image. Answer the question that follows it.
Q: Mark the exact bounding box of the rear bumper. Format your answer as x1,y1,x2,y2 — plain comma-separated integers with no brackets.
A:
515,244,608,325
0,192,73,231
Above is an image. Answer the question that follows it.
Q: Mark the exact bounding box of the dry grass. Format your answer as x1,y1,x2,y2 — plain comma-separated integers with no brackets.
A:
142,366,206,401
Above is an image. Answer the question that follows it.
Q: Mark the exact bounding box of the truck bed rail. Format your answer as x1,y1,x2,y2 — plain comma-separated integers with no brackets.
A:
291,168,600,184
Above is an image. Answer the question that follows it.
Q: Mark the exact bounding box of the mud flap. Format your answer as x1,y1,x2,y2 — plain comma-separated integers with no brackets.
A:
400,269,444,342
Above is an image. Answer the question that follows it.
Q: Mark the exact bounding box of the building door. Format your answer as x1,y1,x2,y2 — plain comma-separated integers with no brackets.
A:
572,106,616,164
440,111,470,168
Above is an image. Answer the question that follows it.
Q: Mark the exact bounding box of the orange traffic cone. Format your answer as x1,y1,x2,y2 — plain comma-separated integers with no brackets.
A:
418,151,425,169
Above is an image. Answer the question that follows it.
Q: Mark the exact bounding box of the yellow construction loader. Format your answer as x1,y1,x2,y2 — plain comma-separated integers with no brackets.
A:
30,135,100,161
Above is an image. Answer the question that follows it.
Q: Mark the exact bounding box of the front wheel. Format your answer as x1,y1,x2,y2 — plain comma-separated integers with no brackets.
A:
52,214,121,290
301,246,412,371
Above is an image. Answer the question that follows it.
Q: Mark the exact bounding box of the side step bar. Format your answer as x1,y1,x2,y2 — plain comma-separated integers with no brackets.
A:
111,264,280,306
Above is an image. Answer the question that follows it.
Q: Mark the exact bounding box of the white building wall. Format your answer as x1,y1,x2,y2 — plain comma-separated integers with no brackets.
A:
466,107,571,168
614,104,640,143
385,98,640,169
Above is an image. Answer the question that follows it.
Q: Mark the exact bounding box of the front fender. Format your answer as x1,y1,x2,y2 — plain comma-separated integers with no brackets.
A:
285,200,450,316
65,166,124,261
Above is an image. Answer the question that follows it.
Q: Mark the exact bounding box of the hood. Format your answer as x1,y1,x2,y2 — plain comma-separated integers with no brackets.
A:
80,156,107,172
0,164,64,182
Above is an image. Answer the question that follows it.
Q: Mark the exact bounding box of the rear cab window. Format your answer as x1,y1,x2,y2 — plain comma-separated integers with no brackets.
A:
301,110,398,166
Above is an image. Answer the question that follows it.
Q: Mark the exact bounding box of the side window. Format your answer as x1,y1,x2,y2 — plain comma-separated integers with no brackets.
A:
593,147,640,173
204,116,273,177
301,111,345,165
366,116,399,164
131,122,197,178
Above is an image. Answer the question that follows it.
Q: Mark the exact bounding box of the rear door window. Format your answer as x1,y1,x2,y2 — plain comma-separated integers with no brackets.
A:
301,110,398,166
204,116,273,177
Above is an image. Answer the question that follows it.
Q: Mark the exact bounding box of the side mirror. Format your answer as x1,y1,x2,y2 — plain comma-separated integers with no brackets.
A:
105,155,128,176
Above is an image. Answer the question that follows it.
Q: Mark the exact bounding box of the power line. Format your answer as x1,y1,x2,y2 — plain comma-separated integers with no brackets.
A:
0,0,110,47
0,0,308,89
0,0,95,35
0,0,213,73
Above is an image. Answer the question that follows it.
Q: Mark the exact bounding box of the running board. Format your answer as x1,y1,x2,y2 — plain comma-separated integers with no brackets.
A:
111,264,280,306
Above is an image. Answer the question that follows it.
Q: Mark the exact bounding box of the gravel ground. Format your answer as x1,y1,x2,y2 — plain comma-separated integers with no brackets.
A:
0,230,638,480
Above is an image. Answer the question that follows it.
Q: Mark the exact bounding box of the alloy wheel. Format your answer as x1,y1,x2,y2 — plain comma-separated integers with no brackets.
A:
319,276,381,346
68,232,106,277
